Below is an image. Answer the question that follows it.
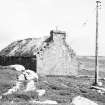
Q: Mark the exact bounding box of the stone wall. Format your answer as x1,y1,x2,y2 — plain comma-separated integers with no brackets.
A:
0,56,37,71
37,30,78,76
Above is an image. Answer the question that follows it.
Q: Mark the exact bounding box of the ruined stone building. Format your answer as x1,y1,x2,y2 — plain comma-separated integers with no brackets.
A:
0,30,78,76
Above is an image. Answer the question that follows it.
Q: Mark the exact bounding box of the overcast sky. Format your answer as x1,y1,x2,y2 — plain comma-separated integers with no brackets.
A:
0,0,105,56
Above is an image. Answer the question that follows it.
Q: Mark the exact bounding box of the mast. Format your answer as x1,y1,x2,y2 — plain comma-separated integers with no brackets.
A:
94,1,101,85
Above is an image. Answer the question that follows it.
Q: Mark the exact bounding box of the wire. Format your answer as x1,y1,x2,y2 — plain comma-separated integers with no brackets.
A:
82,7,96,27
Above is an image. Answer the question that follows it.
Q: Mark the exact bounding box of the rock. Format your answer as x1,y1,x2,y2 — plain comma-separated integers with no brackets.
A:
0,95,2,99
18,73,26,81
24,69,38,81
9,64,25,71
71,96,98,105
24,80,36,92
97,82,103,87
36,89,46,96
97,90,104,95
30,99,58,104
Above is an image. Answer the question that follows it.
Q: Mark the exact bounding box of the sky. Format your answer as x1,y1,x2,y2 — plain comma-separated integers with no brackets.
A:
0,0,105,56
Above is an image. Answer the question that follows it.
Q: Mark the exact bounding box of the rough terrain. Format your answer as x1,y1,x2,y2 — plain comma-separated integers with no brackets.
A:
0,66,105,105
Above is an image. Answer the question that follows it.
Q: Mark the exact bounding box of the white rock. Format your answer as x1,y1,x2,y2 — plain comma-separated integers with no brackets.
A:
97,82,103,87
30,99,58,104
24,80,36,92
71,96,98,105
9,64,25,71
97,90,104,95
18,73,25,81
17,70,38,92
36,89,46,96
24,69,38,81
0,95,2,99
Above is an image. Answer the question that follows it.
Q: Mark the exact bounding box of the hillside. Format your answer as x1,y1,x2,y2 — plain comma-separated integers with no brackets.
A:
78,56,105,71
78,56,105,78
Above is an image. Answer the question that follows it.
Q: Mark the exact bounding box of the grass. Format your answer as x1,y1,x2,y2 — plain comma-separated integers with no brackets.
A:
0,66,105,105
78,56,105,72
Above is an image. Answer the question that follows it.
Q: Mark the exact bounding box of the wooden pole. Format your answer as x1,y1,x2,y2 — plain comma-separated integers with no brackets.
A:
94,1,101,85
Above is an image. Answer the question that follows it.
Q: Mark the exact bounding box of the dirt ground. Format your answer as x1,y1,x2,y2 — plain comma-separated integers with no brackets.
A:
0,68,105,105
